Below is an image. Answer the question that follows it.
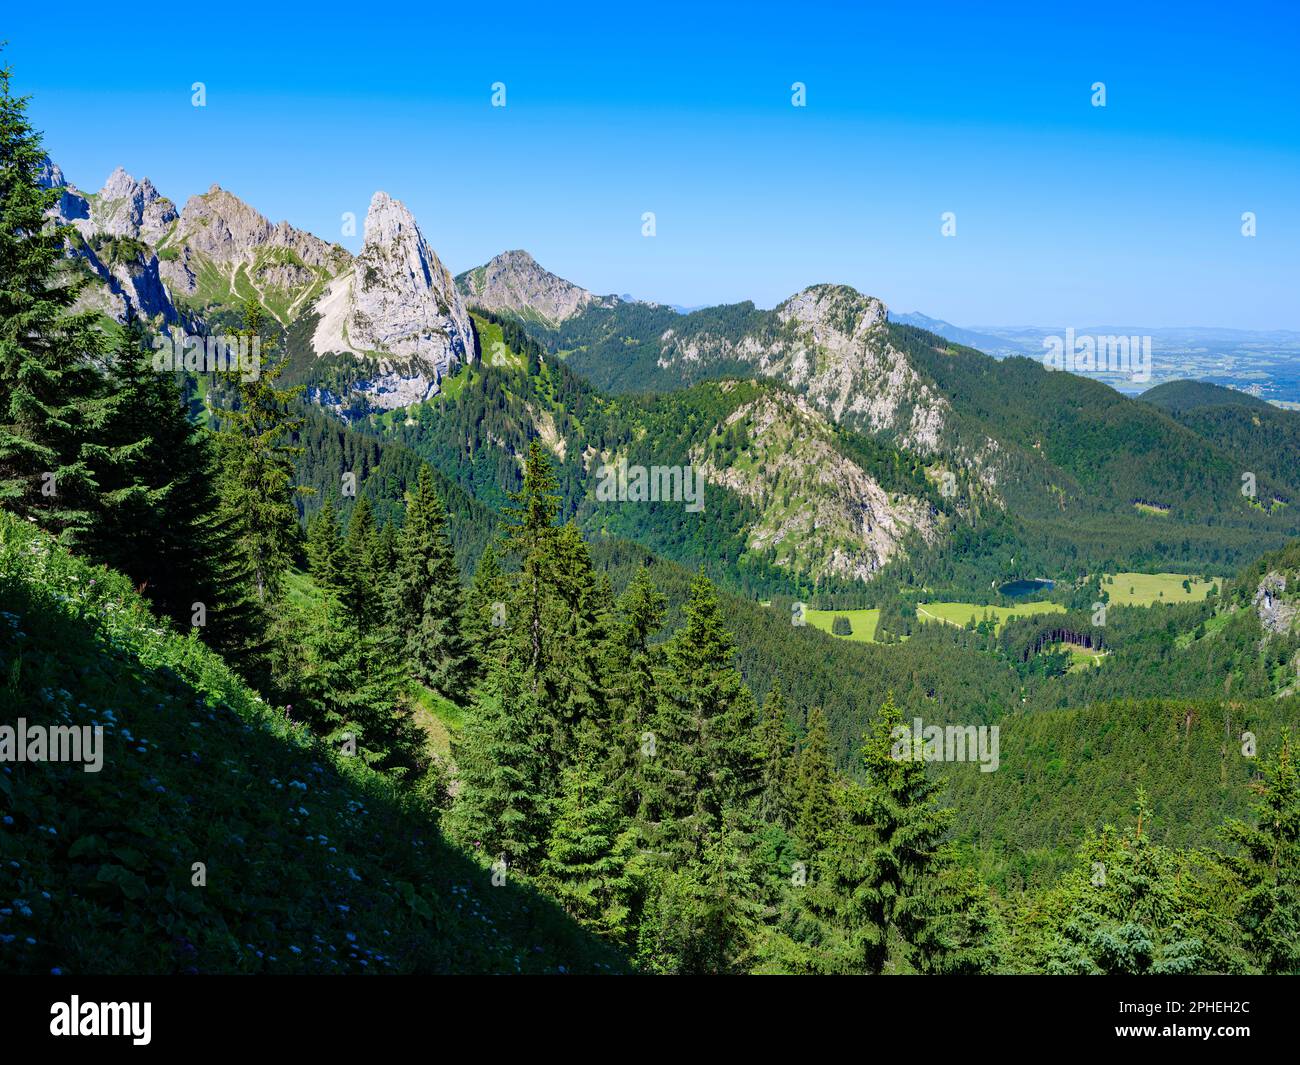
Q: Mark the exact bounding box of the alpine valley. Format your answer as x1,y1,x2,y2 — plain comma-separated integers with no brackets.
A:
5,92,1300,976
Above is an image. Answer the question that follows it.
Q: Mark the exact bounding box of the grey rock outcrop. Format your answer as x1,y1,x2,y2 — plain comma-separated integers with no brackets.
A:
310,192,475,411
1254,571,1298,635
86,167,178,245
36,156,90,223
659,284,953,454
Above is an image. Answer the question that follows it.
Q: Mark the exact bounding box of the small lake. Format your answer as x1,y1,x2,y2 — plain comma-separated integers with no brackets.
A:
999,578,1055,598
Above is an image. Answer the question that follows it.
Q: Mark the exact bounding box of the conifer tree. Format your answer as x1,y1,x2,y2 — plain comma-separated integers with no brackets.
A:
636,809,764,974
89,318,226,629
341,494,382,626
540,745,638,944
539,522,609,755
463,541,509,678
393,465,472,700
372,518,399,583
297,596,425,779
447,652,552,873
606,566,668,820
306,498,345,592
500,439,560,679
851,692,955,973
793,706,836,855
0,64,109,542
644,570,758,861
1222,733,1300,974
756,678,795,828
214,299,302,606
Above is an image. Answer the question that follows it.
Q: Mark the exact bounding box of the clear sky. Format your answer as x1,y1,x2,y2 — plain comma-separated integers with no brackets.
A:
6,0,1299,327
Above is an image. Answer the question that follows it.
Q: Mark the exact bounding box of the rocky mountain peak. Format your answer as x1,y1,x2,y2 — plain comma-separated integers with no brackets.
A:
36,156,68,191
308,191,474,411
36,156,89,223
777,284,888,343
89,167,178,245
456,248,600,327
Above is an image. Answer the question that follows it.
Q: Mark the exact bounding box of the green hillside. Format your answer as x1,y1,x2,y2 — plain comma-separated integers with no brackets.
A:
0,513,623,974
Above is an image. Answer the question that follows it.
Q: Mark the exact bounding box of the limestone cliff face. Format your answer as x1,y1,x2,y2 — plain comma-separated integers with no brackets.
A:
658,284,952,454
309,192,475,411
38,159,179,325
1254,571,1298,635
687,387,940,583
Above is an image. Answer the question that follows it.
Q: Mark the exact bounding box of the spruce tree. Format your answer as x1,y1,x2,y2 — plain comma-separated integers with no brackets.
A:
463,541,509,678
447,651,552,873
540,746,638,944
644,570,758,861
393,465,472,700
341,494,381,626
793,706,836,855
756,678,795,828
0,63,109,542
306,497,345,593
89,317,226,630
297,596,425,779
1222,733,1300,974
851,692,954,973
214,299,302,606
606,565,668,820
539,522,609,756
500,439,560,679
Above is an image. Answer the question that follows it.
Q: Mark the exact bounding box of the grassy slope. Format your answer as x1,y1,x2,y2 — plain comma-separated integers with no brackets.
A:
0,513,623,975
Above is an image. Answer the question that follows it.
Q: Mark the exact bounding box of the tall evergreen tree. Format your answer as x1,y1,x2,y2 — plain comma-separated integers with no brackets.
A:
851,692,955,973
1222,733,1300,974
297,596,425,779
306,497,345,593
214,299,302,606
539,522,609,756
643,570,758,862
500,439,560,680
341,494,382,626
447,652,552,873
0,63,109,542
540,745,638,944
756,678,796,829
463,540,508,678
605,565,668,820
393,465,472,700
793,706,836,855
89,318,227,630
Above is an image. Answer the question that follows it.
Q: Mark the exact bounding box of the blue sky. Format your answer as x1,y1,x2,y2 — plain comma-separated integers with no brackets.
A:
6,0,1299,327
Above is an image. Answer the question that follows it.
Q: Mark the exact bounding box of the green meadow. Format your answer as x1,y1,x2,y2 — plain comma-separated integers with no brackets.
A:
803,607,881,642
916,600,1063,630
1103,572,1221,607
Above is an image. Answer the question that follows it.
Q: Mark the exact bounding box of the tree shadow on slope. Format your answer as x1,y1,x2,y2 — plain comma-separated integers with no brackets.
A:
0,532,626,975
